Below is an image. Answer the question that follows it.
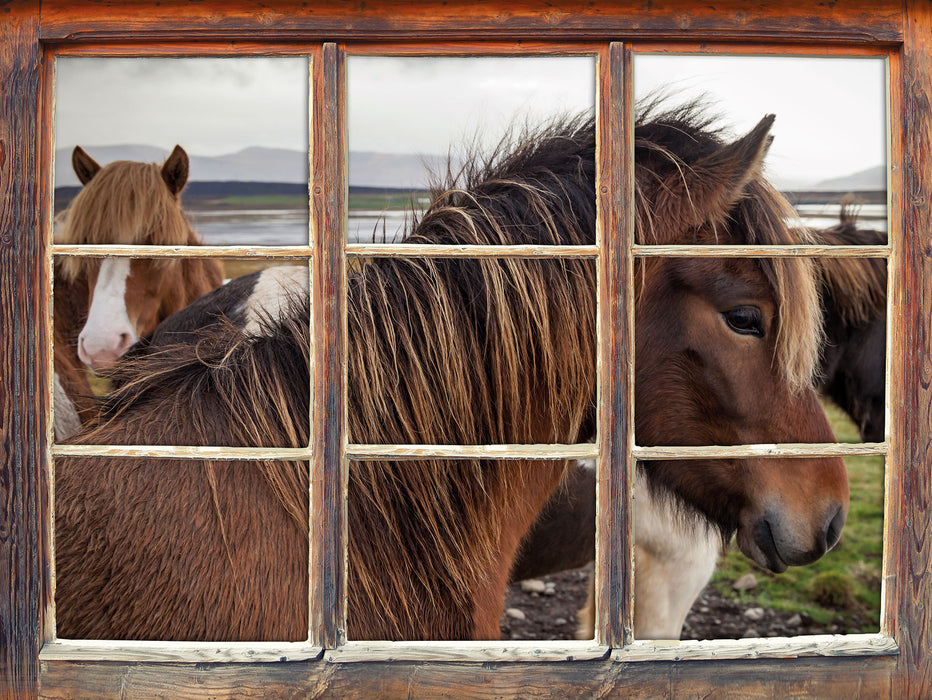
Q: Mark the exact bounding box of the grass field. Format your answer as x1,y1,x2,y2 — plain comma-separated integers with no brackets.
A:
188,192,428,211
711,402,885,632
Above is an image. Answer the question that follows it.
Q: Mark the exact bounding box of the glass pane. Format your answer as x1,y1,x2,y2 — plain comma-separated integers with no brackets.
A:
345,256,596,446
667,452,884,641
346,56,596,243
53,255,310,447
633,55,888,242
347,457,594,642
632,248,886,445
55,57,309,247
54,458,311,641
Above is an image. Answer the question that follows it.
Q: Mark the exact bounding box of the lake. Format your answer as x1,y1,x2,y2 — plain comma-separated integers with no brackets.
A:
186,202,888,247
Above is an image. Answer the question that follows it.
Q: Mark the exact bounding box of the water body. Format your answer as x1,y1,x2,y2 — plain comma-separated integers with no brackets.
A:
187,208,411,245
188,203,888,247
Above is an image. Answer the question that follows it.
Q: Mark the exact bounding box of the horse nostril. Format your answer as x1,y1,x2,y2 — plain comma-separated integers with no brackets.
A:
823,504,846,552
117,333,133,353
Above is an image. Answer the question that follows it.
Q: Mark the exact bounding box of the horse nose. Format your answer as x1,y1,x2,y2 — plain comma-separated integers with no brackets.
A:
77,331,136,371
823,503,846,552
749,502,847,572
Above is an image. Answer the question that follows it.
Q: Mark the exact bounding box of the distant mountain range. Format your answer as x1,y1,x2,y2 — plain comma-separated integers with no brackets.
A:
55,144,885,193
812,165,886,192
55,145,449,190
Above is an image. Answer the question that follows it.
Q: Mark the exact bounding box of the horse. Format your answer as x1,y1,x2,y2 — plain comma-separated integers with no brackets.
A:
52,145,224,438
815,209,887,443
513,210,888,641
55,105,849,642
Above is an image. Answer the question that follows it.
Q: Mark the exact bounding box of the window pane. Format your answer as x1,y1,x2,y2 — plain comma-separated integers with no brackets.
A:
55,57,310,247
54,457,311,642
347,457,597,642
346,56,596,243
633,54,887,231
646,453,884,642
53,254,310,448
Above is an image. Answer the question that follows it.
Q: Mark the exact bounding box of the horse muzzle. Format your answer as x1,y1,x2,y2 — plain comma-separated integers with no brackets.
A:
736,502,847,574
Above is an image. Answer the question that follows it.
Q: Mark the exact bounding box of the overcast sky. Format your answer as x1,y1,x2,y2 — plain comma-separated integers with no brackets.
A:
55,53,886,186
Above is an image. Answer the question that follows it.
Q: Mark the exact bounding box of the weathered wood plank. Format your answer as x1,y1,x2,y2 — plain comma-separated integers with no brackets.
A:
324,640,607,663
50,242,893,260
346,244,598,258
888,1,932,697
38,0,903,44
52,244,314,259
49,441,884,461
0,2,45,696
38,655,896,698
631,244,890,258
613,633,898,663
634,442,887,460
595,41,634,649
39,640,322,663
309,41,347,649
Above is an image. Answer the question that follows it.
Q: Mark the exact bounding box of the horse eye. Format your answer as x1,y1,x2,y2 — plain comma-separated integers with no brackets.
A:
723,306,764,337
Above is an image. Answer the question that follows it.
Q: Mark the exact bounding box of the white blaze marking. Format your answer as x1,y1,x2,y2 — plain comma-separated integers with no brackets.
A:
78,257,137,370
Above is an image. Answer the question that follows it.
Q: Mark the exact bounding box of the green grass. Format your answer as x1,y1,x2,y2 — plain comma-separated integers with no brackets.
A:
348,191,428,211
192,192,428,211
712,402,884,632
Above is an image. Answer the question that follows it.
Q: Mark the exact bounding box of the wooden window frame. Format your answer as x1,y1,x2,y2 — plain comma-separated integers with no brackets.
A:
1,1,928,696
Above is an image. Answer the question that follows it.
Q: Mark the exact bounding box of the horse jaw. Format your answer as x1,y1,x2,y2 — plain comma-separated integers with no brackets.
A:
77,257,138,371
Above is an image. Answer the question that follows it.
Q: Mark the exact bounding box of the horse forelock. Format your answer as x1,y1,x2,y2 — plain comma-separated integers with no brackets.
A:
57,160,196,281
735,180,824,394
632,105,823,394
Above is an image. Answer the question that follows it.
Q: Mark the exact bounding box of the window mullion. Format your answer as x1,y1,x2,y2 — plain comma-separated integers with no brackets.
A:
596,41,635,648
309,41,347,649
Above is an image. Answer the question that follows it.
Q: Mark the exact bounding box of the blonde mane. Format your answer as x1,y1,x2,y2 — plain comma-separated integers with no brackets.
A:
57,159,196,280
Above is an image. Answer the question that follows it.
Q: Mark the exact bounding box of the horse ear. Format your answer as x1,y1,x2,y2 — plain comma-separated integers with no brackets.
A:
653,115,775,236
72,146,101,185
161,145,189,196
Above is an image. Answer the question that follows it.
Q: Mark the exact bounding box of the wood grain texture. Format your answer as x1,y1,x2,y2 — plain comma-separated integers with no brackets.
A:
888,1,932,697
613,633,898,663
309,42,347,649
53,242,890,261
595,42,634,648
37,0,903,44
39,640,323,663
39,655,897,698
0,0,922,696
0,2,45,697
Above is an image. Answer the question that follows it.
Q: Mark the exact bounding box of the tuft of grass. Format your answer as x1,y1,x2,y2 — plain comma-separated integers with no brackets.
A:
712,401,884,632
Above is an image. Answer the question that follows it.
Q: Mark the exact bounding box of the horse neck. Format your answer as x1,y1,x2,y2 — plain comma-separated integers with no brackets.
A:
161,226,224,312
347,458,567,640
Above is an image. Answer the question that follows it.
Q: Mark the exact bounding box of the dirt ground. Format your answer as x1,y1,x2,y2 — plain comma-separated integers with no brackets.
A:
500,567,867,641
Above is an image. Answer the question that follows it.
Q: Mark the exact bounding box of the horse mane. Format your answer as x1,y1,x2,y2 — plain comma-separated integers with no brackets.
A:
632,101,822,393
811,204,887,327
56,158,198,281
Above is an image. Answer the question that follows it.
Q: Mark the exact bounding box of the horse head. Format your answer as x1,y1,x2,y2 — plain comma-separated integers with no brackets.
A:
632,109,849,573
59,145,222,372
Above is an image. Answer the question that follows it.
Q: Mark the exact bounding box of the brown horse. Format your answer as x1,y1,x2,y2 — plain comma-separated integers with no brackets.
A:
517,212,888,641
55,106,848,642
53,146,224,437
